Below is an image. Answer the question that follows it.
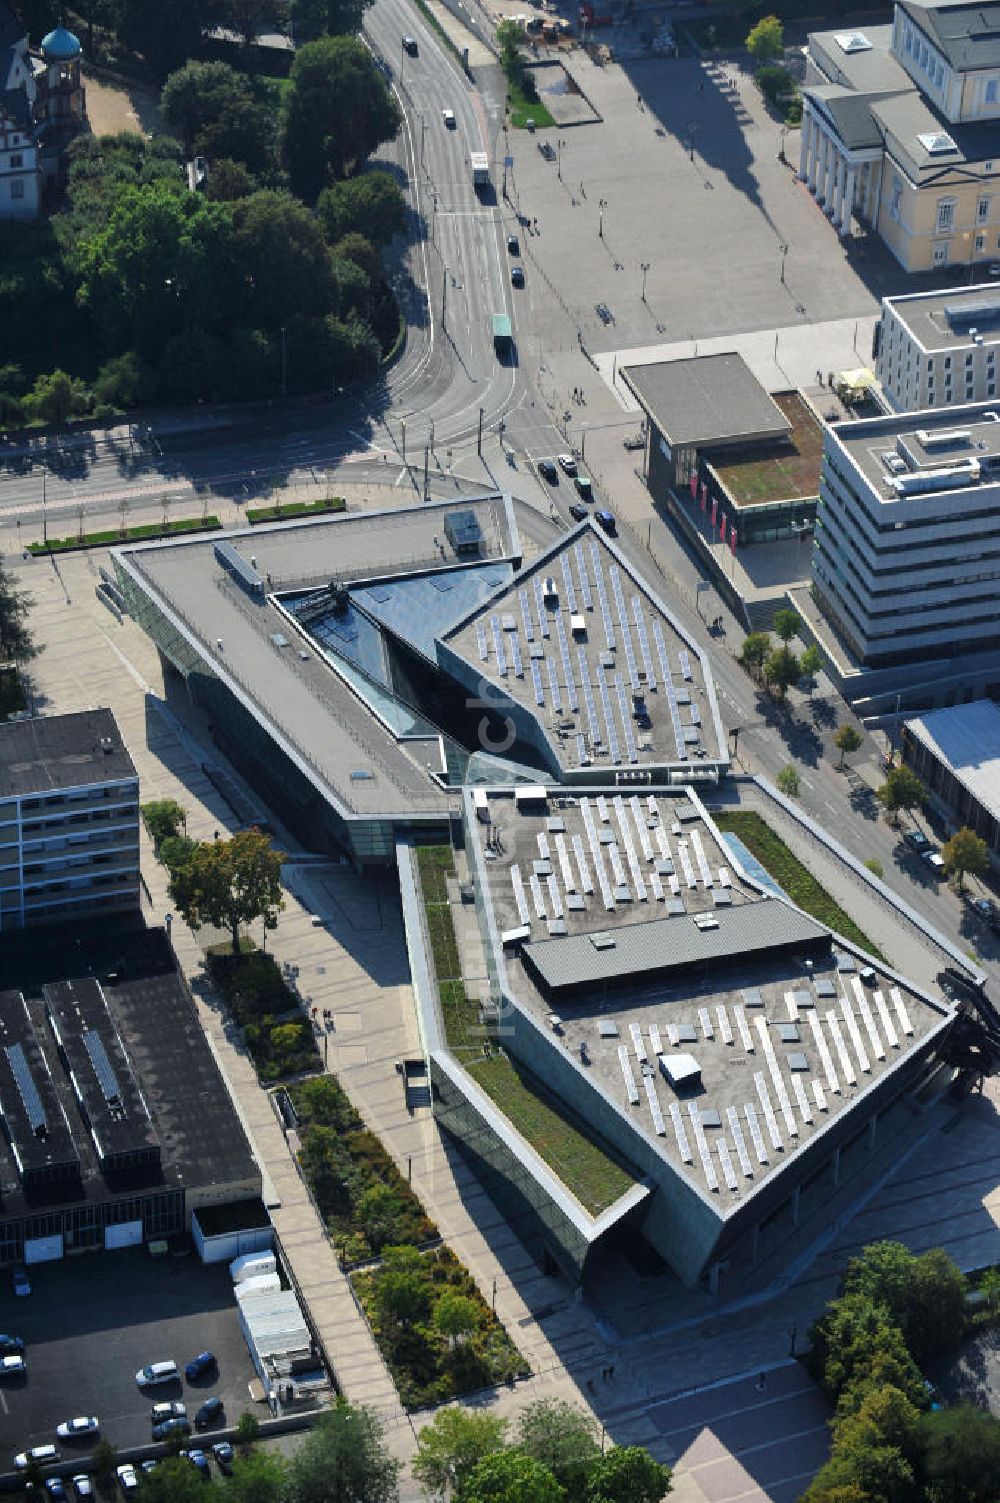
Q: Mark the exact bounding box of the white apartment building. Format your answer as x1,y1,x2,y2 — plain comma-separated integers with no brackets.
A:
0,709,140,930
812,400,1000,667
877,284,1000,409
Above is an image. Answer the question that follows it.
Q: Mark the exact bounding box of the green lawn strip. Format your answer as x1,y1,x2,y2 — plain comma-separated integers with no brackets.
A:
508,79,555,129
206,950,322,1084
28,516,221,553
353,1244,528,1409
415,847,484,1052
713,810,885,960
469,1054,636,1216
245,497,347,524
289,1077,437,1265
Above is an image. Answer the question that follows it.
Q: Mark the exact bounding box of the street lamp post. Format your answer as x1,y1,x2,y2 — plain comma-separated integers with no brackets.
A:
598,197,608,238
280,325,288,400
640,260,650,302
779,242,789,284
557,137,565,180
41,469,47,545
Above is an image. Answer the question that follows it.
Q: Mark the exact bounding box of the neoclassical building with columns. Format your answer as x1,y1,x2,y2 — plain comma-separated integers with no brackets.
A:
800,0,1000,273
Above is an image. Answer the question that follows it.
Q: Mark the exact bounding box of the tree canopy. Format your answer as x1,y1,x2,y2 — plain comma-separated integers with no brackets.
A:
746,14,784,63
284,1402,399,1503
840,1242,967,1365
834,724,863,768
514,1400,601,1495
412,1406,508,1497
877,766,927,816
316,171,407,247
282,37,401,201
168,826,284,952
464,1450,565,1503
586,1446,672,1503
941,827,989,891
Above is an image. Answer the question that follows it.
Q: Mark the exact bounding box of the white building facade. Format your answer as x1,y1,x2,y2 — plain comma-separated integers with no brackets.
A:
812,401,1000,666
876,284,1000,409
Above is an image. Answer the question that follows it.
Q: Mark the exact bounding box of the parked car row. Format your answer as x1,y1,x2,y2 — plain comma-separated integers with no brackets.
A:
135,1350,217,1388
16,1444,233,1493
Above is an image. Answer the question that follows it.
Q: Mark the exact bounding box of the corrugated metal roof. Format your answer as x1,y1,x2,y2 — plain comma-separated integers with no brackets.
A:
906,698,1000,825
522,899,827,992
240,1289,310,1357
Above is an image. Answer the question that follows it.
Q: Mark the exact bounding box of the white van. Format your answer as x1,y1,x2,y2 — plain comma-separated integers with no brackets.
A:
15,1445,58,1470
135,1361,179,1387
235,1273,281,1302
229,1252,276,1284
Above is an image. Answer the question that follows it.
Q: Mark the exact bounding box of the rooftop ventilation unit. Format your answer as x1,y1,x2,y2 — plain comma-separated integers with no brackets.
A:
889,459,980,495
214,540,264,597
915,428,972,448
945,298,1000,327
880,451,907,474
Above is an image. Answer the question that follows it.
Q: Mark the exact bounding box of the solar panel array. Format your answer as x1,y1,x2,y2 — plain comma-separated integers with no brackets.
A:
5,1042,46,1134
83,1029,121,1106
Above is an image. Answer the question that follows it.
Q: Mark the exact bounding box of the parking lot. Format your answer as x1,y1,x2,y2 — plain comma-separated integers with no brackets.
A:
0,1252,260,1469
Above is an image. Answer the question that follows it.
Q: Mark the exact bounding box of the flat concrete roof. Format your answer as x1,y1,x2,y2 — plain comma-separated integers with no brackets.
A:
471,785,953,1209
905,698,1000,825
831,399,1000,498
808,24,911,94
623,354,791,450
115,497,522,822
884,284,1000,352
440,521,725,775
0,708,135,800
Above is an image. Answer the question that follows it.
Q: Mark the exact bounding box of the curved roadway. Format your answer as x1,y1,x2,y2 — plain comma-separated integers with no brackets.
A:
0,0,550,530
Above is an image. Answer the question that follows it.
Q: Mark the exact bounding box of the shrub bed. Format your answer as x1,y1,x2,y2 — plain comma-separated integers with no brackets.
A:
28,515,221,553
245,497,347,524
353,1244,529,1409
206,950,321,1083
289,1076,436,1265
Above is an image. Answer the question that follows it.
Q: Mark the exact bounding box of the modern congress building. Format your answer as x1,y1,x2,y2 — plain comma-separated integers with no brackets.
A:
412,782,956,1290
114,499,728,864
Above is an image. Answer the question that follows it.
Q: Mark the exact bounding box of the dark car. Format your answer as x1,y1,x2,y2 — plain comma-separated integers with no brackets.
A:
595,509,616,535
574,474,593,500
511,265,525,287
568,503,588,522
152,1418,190,1442
506,234,520,255
186,1451,211,1481
211,1444,233,1475
402,35,418,53
44,1483,67,1502
184,1352,217,1383
194,1398,224,1431
537,459,558,483
0,1335,24,1356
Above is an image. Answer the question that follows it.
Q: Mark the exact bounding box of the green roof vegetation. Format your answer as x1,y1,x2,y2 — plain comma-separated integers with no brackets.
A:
713,809,885,961
414,845,636,1215
469,1054,637,1217
712,392,823,507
